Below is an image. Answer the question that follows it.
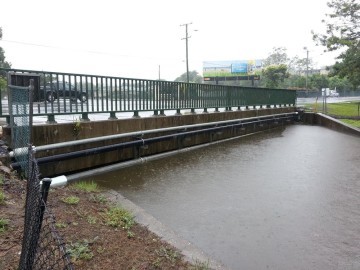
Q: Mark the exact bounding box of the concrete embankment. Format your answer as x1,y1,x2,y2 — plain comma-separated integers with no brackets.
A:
3,107,296,177
301,112,360,137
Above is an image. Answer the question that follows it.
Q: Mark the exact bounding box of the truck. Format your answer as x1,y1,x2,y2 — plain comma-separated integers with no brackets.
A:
322,88,339,97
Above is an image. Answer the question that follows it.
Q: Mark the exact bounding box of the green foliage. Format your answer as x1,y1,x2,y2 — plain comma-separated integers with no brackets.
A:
310,74,330,90
341,119,360,127
72,181,99,193
89,194,107,204
104,206,134,230
66,239,95,261
55,222,67,229
262,64,289,88
155,246,179,264
0,27,12,77
87,215,97,225
313,0,360,89
0,218,9,233
0,191,5,204
263,47,290,67
175,70,203,83
61,196,80,205
190,259,210,270
325,101,360,116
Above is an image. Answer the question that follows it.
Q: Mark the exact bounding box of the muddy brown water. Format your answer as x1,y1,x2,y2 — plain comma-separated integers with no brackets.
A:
84,125,360,270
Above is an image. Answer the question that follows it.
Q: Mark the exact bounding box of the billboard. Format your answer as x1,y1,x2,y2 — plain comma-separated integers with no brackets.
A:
203,59,263,78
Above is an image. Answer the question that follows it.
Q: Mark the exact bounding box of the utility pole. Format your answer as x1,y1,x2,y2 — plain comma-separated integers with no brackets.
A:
304,47,309,90
180,22,192,84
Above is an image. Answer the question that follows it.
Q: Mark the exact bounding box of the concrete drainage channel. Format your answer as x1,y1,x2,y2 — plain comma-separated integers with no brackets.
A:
11,112,298,174
9,112,298,269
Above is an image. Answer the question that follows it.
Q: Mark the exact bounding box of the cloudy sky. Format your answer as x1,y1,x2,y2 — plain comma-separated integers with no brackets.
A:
0,0,338,81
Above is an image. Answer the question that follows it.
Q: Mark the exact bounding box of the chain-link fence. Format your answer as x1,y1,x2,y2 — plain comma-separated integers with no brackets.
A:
18,148,73,270
8,82,33,174
8,81,73,269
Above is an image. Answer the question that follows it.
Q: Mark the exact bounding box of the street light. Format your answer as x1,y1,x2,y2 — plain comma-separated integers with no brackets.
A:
180,23,197,83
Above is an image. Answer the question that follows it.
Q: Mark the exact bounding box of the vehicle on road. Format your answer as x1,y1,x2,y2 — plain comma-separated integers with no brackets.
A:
41,81,88,103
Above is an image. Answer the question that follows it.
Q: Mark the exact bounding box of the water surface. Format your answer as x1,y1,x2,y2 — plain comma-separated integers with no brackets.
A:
88,125,360,270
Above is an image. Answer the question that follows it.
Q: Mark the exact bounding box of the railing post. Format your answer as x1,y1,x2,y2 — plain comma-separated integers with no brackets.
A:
81,113,90,121
108,112,118,120
46,114,57,124
133,111,140,118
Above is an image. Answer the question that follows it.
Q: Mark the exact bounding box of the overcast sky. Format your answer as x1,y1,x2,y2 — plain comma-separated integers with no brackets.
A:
0,0,338,81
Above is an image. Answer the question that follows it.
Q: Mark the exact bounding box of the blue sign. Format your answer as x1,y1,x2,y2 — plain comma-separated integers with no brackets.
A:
231,62,248,73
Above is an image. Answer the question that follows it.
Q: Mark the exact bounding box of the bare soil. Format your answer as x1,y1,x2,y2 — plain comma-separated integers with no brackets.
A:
0,172,198,270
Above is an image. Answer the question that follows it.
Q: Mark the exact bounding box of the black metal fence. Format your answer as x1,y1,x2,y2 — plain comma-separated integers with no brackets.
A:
0,68,297,123
18,148,73,270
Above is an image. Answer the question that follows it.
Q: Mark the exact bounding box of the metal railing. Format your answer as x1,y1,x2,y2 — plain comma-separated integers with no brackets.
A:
0,68,296,122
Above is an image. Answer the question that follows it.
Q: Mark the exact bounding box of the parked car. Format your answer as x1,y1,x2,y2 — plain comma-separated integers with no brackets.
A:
41,81,88,103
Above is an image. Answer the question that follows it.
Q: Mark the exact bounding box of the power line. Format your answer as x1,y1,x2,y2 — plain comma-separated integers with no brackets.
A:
0,39,183,62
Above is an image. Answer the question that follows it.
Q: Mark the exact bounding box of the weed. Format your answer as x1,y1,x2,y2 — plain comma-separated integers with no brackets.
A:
90,194,107,204
155,246,179,264
127,230,135,238
72,117,82,138
61,196,80,205
72,181,99,193
152,257,161,268
190,259,210,270
97,246,105,254
0,191,5,205
0,218,9,233
55,222,67,229
87,215,97,225
66,240,94,261
104,206,134,230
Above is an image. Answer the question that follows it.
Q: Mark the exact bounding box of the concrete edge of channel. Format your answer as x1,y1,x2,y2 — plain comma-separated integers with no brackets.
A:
105,189,230,270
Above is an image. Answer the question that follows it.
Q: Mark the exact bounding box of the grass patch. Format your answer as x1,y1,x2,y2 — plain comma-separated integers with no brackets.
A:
104,206,134,230
61,196,80,205
341,119,360,128
155,246,179,264
306,101,360,116
0,218,9,233
89,194,107,204
304,101,360,129
71,181,99,193
190,259,210,270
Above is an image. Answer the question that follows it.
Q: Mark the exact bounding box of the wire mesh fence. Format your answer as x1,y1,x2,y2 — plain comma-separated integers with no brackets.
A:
8,81,73,269
8,83,33,174
18,148,73,270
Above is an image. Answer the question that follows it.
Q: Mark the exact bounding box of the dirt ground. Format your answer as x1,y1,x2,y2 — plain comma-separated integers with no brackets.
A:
0,170,205,270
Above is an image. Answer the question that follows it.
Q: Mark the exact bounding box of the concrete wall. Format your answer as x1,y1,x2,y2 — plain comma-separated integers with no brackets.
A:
302,112,360,137
3,107,296,176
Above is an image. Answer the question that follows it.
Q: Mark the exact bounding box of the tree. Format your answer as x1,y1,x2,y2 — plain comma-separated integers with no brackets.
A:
262,64,289,88
0,27,12,73
263,47,290,67
313,0,360,89
310,74,330,90
174,70,202,83
0,27,12,96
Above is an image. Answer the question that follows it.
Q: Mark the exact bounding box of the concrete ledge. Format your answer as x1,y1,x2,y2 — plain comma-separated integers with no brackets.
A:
105,190,229,270
302,112,360,137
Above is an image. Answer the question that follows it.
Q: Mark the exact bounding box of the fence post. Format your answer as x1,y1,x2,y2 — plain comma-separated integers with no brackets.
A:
39,178,52,223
